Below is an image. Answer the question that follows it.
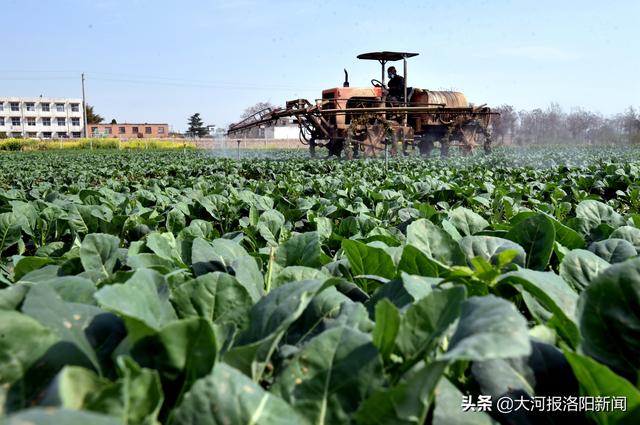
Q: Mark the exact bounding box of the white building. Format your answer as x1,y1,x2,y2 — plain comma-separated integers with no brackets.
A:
0,97,85,139
265,123,300,139
238,118,301,139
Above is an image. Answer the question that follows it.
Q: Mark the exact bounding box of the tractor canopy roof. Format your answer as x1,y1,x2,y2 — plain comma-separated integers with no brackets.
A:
357,51,419,61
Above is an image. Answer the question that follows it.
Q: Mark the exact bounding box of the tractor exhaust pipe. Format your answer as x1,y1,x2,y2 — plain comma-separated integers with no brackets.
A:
343,69,349,87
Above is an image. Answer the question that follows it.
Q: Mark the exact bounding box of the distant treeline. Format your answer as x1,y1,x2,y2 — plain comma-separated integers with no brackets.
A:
491,103,640,145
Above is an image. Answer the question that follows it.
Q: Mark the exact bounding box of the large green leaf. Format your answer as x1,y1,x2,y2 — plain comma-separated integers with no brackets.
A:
190,237,244,272
538,211,586,250
0,284,30,310
146,231,187,267
275,231,323,268
12,256,54,282
442,295,531,361
355,361,447,425
610,225,640,253
578,257,640,376
190,237,264,301
575,200,626,229
283,285,351,346
372,299,401,362
271,266,331,289
588,239,637,264
448,207,490,236
366,273,437,314
471,340,578,403
433,378,499,425
559,249,610,292
172,363,307,425
396,286,466,371
505,214,555,270
406,219,466,266
0,212,22,254
273,326,384,424
0,310,58,384
499,269,580,347
42,276,98,305
40,366,106,409
397,244,448,277
83,357,164,425
22,284,103,374
564,350,640,425
172,272,253,329
131,317,218,389
460,236,526,267
257,209,286,246
94,268,177,340
223,279,328,380
343,239,396,279
79,233,121,279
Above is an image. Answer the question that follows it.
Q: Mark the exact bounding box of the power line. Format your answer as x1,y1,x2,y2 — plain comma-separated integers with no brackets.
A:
87,76,319,92
0,70,325,91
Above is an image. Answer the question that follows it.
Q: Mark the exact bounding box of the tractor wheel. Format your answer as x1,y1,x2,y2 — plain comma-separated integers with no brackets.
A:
440,139,450,157
482,127,493,154
326,139,343,158
309,138,316,158
418,137,434,157
343,139,354,160
484,137,492,154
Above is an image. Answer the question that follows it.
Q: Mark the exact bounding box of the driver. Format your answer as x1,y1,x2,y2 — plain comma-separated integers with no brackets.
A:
387,66,404,99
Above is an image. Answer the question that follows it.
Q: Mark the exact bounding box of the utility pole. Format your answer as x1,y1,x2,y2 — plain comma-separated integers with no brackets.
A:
81,73,90,149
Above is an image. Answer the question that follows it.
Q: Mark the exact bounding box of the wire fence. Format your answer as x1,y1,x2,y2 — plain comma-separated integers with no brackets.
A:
192,138,305,150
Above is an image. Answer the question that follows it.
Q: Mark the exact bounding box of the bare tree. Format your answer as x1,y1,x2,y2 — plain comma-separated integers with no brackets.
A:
241,102,276,120
492,105,518,145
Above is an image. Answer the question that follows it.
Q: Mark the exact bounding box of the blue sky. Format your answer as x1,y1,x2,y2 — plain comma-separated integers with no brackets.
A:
2,0,638,131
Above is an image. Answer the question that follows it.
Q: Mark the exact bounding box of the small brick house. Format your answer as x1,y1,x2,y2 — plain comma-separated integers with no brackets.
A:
89,123,169,139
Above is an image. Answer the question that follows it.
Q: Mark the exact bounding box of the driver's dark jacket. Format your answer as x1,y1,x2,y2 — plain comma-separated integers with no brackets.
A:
388,75,404,98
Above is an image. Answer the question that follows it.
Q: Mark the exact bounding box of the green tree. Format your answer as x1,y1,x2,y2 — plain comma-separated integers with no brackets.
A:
187,113,208,137
86,105,104,124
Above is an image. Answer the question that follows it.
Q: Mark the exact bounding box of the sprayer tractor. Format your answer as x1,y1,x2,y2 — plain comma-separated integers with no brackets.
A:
227,51,497,158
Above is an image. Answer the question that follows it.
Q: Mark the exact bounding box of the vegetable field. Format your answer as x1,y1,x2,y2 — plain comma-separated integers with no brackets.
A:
1,146,640,425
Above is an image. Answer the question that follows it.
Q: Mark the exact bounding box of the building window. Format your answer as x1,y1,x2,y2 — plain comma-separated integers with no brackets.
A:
145,127,152,134
57,118,66,126
0,102,3,112
119,127,126,134
41,103,50,112
105,127,112,135
55,103,65,112
43,132,52,138
71,118,80,126
158,127,165,134
0,117,4,126
57,132,67,138
27,117,36,126
27,132,37,138
71,103,80,112
10,102,19,112
25,103,35,111
42,117,51,126
132,126,139,133
72,132,81,138
91,127,98,134
11,117,20,126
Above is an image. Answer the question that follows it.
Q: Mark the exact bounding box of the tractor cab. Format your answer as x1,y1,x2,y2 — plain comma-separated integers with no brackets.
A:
356,51,419,103
321,51,419,131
